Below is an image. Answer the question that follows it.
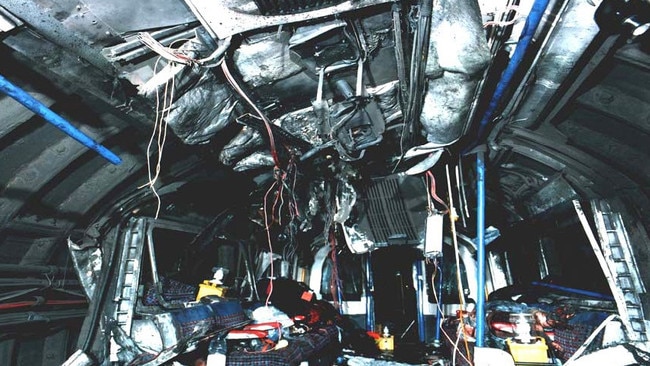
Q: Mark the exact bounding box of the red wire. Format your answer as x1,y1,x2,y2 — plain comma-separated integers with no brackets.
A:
0,299,87,310
263,180,278,307
426,171,450,213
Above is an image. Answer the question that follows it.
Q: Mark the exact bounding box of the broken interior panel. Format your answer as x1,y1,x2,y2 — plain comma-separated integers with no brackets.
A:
0,0,649,365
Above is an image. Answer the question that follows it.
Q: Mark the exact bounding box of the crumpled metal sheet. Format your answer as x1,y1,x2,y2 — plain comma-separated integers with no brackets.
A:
420,73,479,145
334,180,357,224
289,19,347,47
166,75,236,145
131,319,163,353
234,32,303,88
67,238,102,299
276,107,326,147
233,151,276,171
342,224,374,254
183,0,392,39
219,126,264,166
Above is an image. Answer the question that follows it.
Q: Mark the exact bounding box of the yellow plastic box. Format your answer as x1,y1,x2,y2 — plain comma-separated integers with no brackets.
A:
377,335,394,351
196,281,227,301
506,337,548,363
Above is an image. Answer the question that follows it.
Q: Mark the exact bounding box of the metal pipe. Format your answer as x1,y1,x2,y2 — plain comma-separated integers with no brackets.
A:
0,74,122,165
476,0,552,138
475,151,486,347
146,227,173,309
0,279,80,287
0,264,73,275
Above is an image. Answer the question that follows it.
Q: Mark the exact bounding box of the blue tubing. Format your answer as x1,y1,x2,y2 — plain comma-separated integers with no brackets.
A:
434,257,443,343
475,152,486,347
365,253,375,331
415,259,427,343
477,0,551,137
0,74,122,165
531,281,615,300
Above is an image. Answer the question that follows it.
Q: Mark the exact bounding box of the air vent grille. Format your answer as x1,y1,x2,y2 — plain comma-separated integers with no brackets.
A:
365,176,419,244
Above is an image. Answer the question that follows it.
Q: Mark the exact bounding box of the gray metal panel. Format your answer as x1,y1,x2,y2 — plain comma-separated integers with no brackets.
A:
183,0,392,38
1,0,113,70
81,0,196,34
42,329,70,366
0,92,55,140
19,237,59,266
0,124,124,230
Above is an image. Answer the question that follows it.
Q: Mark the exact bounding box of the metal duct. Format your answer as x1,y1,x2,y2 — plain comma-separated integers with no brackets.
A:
510,0,600,128
420,0,490,146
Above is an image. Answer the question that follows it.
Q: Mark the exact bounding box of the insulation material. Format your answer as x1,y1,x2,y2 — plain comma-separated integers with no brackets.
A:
420,0,490,146
233,32,303,88
367,81,401,122
67,238,102,299
426,0,490,77
421,73,479,145
165,77,236,145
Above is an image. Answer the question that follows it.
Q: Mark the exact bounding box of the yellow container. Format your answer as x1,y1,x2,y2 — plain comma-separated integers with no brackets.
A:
196,281,227,301
377,335,394,351
506,337,548,363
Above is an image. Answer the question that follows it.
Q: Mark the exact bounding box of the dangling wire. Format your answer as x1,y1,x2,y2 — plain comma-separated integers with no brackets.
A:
263,179,278,307
430,258,473,366
483,5,521,28
445,164,473,364
425,171,450,214
329,228,341,310
261,157,301,306
220,62,280,168
139,56,176,218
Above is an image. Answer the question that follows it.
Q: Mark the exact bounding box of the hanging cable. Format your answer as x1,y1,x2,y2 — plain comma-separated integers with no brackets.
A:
483,5,521,28
454,165,467,228
137,32,232,67
138,56,176,218
394,0,433,172
458,157,471,220
221,61,280,167
263,179,278,307
426,171,450,214
445,164,473,364
261,157,301,306
430,259,474,366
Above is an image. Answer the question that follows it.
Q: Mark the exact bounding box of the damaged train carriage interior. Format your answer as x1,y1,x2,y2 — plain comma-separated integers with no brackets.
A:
0,0,650,365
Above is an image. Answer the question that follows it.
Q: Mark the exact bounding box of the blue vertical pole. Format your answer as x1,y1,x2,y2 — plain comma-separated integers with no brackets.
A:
415,260,426,343
365,252,375,331
475,152,486,347
434,257,443,345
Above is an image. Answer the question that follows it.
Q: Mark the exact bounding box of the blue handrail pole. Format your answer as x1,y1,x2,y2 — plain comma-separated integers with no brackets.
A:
365,252,375,331
476,0,551,138
434,257,443,345
415,259,427,343
0,74,122,165
475,151,486,347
